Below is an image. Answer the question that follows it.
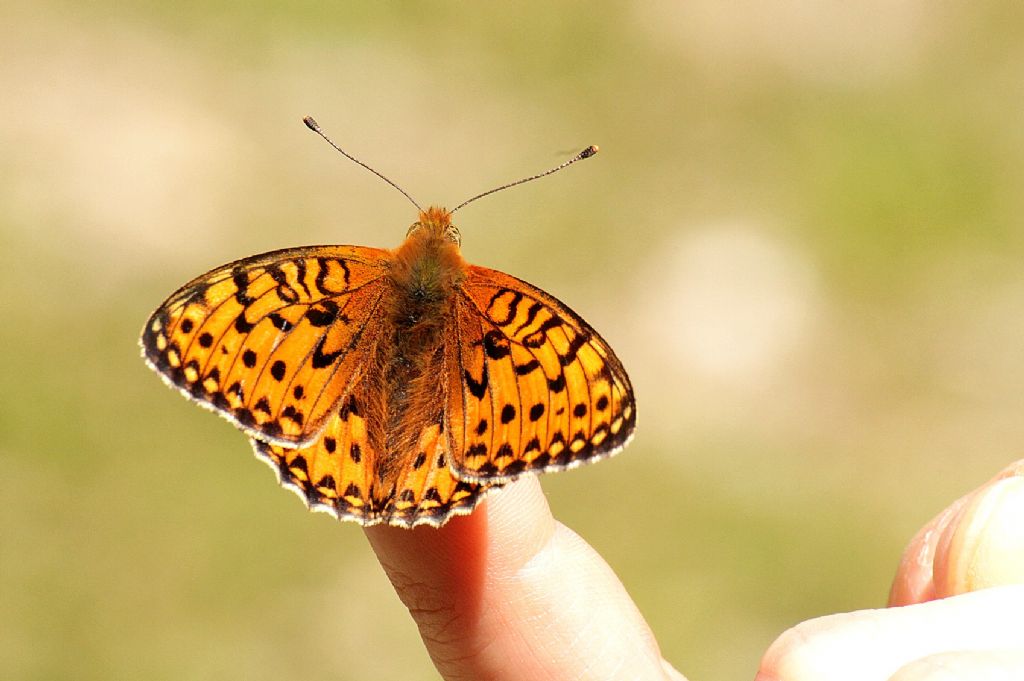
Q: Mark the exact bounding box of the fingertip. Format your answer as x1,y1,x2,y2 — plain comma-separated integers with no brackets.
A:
478,475,558,573
890,458,1024,606
365,475,668,680
934,473,1024,597
888,500,964,606
364,476,554,581
362,477,558,674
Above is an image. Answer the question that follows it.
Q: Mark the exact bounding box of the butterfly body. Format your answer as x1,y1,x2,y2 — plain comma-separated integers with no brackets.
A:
378,207,463,487
142,205,635,527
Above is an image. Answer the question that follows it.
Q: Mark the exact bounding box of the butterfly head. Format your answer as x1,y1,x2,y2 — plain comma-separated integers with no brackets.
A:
407,206,461,246
392,206,467,295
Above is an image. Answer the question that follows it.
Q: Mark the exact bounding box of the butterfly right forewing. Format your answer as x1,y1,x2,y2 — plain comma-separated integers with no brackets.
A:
447,265,636,483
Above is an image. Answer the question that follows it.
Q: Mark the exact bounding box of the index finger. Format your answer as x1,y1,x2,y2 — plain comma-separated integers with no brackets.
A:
365,476,683,681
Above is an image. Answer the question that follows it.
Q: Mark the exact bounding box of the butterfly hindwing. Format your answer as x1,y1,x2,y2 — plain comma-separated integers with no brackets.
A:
448,265,636,482
384,414,499,527
371,327,498,526
141,246,390,447
251,374,381,522
252,369,496,527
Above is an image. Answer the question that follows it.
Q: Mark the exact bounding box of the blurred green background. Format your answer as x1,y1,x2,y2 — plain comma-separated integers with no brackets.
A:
3,2,1024,679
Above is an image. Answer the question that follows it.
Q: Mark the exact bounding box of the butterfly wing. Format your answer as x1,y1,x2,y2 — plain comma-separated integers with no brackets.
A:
447,265,636,482
250,388,379,523
141,246,391,447
382,422,497,527
252,356,497,528
375,338,499,527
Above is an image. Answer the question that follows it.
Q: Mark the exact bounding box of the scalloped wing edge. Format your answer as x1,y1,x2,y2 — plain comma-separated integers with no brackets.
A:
138,334,329,449
247,438,504,528
448,424,636,484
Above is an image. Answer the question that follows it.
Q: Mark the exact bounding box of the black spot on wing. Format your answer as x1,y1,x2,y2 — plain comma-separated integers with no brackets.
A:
482,330,511,360
306,300,339,327
268,313,293,331
281,405,304,426
464,365,488,400
311,335,342,369
234,314,255,334
514,359,540,375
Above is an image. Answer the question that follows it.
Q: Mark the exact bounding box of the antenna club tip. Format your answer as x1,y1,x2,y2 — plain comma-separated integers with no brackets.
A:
303,116,319,131
582,145,599,159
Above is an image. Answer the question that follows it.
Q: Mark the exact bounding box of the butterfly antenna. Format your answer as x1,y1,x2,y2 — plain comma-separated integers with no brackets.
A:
303,116,423,212
451,145,599,214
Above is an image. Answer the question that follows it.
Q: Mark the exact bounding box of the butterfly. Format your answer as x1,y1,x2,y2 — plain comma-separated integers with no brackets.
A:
140,117,636,528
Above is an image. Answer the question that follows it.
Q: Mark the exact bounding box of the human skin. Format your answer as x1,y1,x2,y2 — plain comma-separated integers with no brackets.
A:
365,462,1024,681
758,461,1024,681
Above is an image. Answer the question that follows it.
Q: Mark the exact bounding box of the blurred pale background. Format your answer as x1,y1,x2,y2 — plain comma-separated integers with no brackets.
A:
3,2,1024,680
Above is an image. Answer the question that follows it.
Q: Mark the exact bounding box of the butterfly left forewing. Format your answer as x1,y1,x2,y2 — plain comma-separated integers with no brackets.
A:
141,246,390,447
448,265,636,483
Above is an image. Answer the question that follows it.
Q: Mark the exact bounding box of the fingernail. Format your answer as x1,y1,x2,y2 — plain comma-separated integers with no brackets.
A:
935,472,1024,596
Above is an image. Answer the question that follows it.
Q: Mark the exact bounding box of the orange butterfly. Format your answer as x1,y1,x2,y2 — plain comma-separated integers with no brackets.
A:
141,117,636,527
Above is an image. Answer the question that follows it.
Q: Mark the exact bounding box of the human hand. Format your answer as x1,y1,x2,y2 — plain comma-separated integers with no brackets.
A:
757,460,1024,681
366,461,1024,681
